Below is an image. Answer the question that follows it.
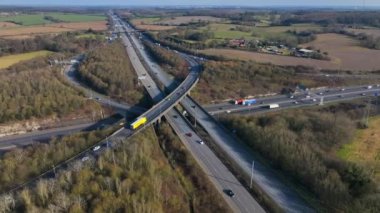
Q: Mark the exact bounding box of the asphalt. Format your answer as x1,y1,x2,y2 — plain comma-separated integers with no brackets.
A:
120,30,200,125
0,116,124,152
124,31,314,211
204,85,380,115
0,123,93,151
114,15,266,213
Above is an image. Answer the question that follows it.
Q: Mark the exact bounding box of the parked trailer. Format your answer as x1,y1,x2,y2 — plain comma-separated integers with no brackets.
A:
130,117,147,130
243,99,257,106
268,104,279,109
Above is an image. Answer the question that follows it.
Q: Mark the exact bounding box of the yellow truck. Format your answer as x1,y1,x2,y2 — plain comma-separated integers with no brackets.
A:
130,117,147,130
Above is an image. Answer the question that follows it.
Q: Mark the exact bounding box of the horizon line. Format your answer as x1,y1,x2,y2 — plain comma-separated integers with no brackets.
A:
0,4,380,8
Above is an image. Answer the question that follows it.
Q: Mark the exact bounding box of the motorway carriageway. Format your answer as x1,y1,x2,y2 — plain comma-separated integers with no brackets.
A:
0,17,197,195
115,15,266,213
204,85,380,115
124,25,316,211
120,15,313,211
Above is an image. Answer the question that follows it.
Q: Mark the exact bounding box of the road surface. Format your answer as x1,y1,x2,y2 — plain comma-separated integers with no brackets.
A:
122,23,314,212
113,14,265,213
205,85,380,115
0,116,124,152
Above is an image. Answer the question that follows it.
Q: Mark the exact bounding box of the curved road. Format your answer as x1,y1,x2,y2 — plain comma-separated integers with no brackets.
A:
114,14,265,213
124,24,314,212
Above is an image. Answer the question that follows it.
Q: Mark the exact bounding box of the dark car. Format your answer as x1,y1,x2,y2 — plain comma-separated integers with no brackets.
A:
224,189,235,197
186,132,192,137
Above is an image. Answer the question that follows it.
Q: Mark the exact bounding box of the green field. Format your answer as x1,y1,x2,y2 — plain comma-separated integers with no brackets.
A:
197,23,322,42
75,33,105,39
0,51,52,69
132,17,161,25
0,13,106,26
337,115,380,183
45,13,106,22
201,23,257,40
0,14,48,26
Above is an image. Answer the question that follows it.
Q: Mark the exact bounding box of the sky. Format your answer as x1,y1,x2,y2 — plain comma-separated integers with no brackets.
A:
0,0,380,7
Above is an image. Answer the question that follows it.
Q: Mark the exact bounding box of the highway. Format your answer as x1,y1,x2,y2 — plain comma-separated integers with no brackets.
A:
2,14,200,195
122,22,315,211
117,22,200,126
0,123,93,151
114,14,266,213
204,85,380,115
0,116,124,152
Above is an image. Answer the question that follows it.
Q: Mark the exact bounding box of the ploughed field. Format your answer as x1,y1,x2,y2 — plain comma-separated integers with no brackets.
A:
0,13,107,39
201,33,380,71
0,21,107,39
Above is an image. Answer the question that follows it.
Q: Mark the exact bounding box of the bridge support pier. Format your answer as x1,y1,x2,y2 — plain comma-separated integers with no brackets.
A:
157,116,162,124
319,97,324,106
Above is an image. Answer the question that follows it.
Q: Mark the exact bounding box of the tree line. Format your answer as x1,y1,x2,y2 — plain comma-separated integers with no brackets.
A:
192,60,328,103
142,40,189,80
0,32,104,57
220,109,379,212
0,127,231,213
275,11,380,28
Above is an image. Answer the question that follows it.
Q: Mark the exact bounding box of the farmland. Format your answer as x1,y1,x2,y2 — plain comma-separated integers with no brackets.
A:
201,33,380,71
0,12,105,26
0,51,52,69
338,115,380,184
133,24,175,31
131,17,176,31
0,14,48,26
131,16,223,31
0,21,107,39
199,23,322,41
302,33,380,70
0,12,107,39
156,16,222,25
43,12,106,22
0,21,18,28
345,27,380,38
131,17,161,25
132,16,221,26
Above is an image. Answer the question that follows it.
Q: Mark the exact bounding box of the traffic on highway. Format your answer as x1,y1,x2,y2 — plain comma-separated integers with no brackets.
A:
112,13,266,212
3,10,379,213
204,84,380,115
